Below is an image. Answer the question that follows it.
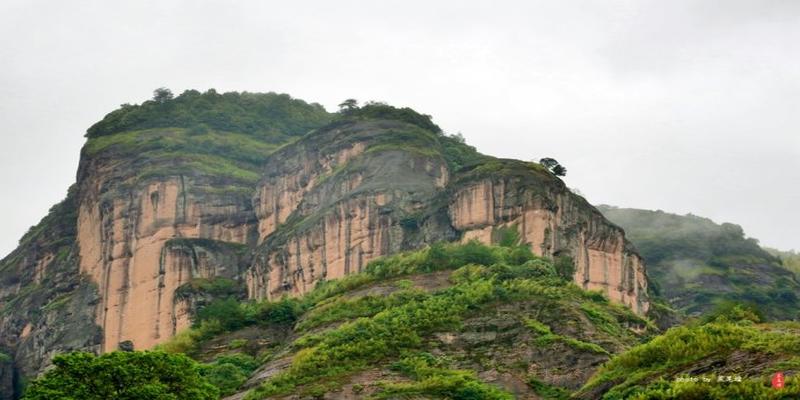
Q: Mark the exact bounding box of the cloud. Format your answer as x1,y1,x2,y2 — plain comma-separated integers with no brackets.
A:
0,0,798,256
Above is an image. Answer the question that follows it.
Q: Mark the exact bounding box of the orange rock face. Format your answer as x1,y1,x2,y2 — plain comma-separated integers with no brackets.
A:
449,180,648,314
74,121,649,353
253,142,366,241
77,177,254,352
248,193,400,300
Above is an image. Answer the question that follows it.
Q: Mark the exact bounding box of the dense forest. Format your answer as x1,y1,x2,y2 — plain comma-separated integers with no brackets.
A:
85,89,333,140
599,206,800,320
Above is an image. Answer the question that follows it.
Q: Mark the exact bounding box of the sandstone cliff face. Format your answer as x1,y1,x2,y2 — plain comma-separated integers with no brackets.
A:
0,108,650,396
449,179,648,314
248,121,453,300
75,149,257,351
243,122,647,315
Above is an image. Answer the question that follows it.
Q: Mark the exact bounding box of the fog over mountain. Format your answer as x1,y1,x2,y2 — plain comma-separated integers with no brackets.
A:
1,0,798,257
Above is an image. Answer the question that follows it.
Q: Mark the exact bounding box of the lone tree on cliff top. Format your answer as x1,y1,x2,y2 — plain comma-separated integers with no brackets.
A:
152,87,174,103
338,98,359,113
539,157,567,177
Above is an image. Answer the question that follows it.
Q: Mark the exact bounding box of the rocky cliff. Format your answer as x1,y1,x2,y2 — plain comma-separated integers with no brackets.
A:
0,91,648,397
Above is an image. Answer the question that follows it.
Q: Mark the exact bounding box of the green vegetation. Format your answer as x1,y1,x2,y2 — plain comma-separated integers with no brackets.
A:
765,247,800,275
528,377,572,399
375,353,514,399
626,375,800,399
439,133,486,171
201,354,259,396
452,158,558,197
85,127,283,185
14,185,78,251
86,89,332,139
22,351,218,400
333,99,487,171
578,316,800,399
365,125,444,158
150,241,649,398
339,100,442,133
598,207,776,267
539,157,567,177
294,288,428,332
41,292,73,311
599,206,800,320
248,278,501,397
493,224,522,247
235,241,645,399
554,255,576,281
524,318,610,354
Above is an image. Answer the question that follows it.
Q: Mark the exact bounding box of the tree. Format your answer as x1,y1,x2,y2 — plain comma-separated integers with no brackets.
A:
152,87,174,103
539,157,567,177
338,98,359,113
23,351,219,400
450,132,466,143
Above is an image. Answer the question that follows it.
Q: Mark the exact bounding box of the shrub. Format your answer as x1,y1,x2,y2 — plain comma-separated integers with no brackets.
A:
702,301,763,324
376,354,513,399
202,354,259,396
196,297,248,331
554,255,576,281
528,377,571,399
493,224,522,247
254,297,304,327
341,102,441,133
22,351,218,400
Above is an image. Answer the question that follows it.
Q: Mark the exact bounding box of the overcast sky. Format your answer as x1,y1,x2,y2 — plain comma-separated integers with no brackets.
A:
1,0,798,258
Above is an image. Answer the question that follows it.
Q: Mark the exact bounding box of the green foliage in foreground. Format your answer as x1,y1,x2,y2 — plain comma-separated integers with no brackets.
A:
235,241,645,399
374,353,513,399
580,318,800,399
523,318,610,355
627,375,800,400
528,377,572,399
150,241,647,398
22,351,218,400
200,353,259,396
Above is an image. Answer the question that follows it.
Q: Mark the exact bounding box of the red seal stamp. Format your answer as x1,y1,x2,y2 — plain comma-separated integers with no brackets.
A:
772,372,785,389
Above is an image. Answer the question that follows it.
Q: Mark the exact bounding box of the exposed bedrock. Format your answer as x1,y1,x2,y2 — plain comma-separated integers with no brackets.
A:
76,147,257,351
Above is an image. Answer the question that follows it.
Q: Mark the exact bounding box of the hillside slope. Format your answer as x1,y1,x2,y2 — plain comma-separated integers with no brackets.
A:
159,241,653,399
598,206,799,321
576,316,800,399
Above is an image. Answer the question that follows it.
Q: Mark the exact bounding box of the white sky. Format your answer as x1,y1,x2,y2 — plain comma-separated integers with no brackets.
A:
1,0,798,258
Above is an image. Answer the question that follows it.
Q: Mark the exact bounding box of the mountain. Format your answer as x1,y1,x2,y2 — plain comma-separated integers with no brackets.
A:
598,206,800,321
0,90,648,398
